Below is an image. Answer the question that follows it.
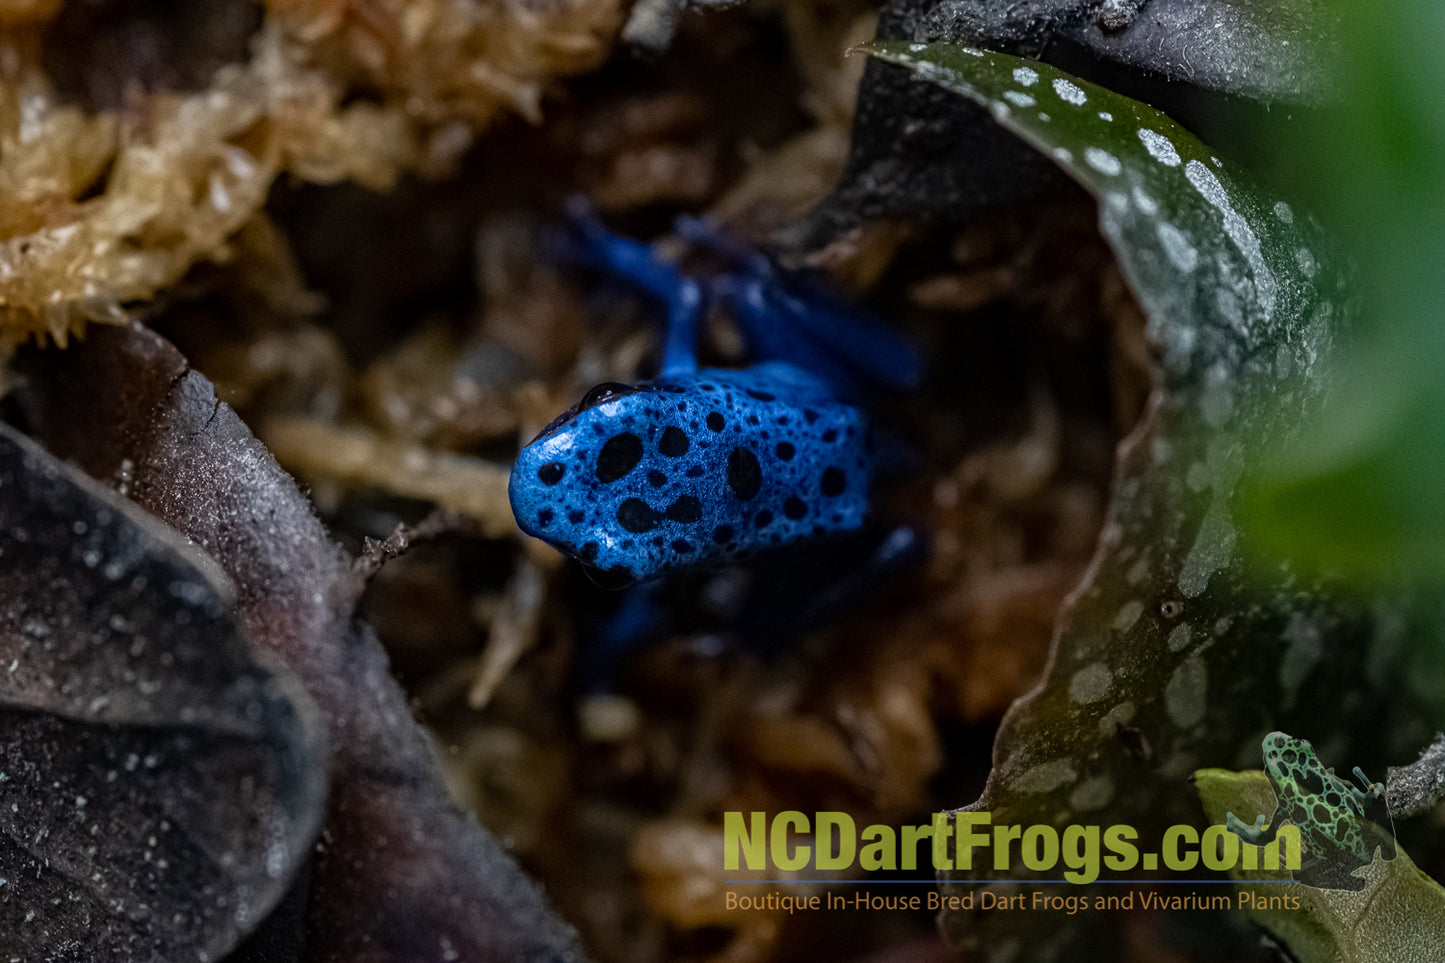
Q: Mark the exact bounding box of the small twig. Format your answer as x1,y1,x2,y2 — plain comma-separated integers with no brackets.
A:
346,510,482,599
468,557,549,710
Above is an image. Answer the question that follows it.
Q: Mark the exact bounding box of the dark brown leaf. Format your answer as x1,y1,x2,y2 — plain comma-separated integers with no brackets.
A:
0,421,325,962
14,323,586,962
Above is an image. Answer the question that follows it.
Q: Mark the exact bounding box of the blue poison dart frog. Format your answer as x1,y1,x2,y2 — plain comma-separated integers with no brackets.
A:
509,201,921,586
1225,731,1395,891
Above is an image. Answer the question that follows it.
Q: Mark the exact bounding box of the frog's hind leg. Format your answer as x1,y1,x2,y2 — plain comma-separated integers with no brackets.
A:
555,197,706,377
676,216,921,394
1298,859,1370,892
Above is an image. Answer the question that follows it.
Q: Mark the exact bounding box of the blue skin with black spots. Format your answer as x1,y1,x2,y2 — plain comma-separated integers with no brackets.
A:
509,204,917,584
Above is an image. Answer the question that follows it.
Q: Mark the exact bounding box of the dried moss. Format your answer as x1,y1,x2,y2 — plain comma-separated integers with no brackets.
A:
0,0,621,343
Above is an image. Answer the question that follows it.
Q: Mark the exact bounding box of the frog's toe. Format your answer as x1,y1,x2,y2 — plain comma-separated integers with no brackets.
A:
1226,812,1267,841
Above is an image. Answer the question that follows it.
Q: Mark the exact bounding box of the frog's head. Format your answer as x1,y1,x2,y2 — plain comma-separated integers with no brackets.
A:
1261,731,1327,799
509,381,715,586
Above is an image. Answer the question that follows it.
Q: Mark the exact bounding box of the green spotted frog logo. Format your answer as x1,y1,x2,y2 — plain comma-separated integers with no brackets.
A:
1226,732,1395,891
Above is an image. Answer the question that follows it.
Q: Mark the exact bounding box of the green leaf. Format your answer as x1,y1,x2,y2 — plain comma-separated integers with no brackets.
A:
867,41,1436,962
1238,0,1445,589
904,0,1341,105
1197,767,1445,963
871,40,1347,385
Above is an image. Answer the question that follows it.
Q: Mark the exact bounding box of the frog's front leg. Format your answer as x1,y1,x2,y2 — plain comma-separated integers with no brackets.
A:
677,215,921,393
560,198,704,377
1226,811,1278,846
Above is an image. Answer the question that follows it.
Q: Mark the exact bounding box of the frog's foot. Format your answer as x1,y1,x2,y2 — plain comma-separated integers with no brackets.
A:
1351,765,1385,798
1226,812,1269,844
1345,765,1392,827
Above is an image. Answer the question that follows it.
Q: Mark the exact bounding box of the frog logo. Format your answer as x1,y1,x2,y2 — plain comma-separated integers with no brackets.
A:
1226,732,1396,891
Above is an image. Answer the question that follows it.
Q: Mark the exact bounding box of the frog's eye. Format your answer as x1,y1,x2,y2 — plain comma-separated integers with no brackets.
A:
529,403,583,443
525,383,645,444
579,382,642,412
